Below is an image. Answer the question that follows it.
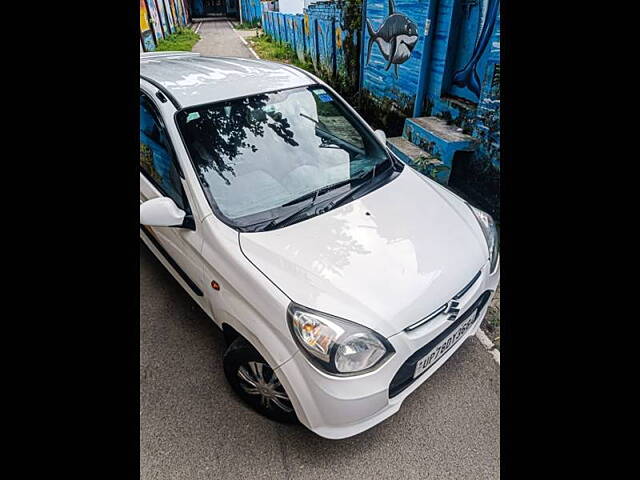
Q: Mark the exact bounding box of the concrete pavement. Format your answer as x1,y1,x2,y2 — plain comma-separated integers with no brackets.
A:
140,244,500,479
192,18,254,58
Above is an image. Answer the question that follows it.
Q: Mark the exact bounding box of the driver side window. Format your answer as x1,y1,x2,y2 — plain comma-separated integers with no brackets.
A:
140,93,186,211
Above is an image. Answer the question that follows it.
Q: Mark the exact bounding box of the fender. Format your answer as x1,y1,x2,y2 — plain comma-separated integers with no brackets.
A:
199,217,299,369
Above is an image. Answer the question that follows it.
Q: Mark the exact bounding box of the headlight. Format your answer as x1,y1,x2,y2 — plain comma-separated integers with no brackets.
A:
468,204,499,273
287,303,394,375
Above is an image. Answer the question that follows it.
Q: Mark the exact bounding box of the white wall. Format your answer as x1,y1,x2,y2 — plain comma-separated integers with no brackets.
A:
276,0,322,15
278,0,304,14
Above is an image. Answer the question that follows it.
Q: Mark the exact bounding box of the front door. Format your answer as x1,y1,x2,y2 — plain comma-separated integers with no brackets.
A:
139,91,206,304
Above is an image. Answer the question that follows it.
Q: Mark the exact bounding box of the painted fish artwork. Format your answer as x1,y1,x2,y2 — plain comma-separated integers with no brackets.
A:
366,0,419,79
451,0,500,98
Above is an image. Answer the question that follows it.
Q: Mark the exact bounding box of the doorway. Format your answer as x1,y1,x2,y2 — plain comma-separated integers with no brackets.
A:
204,0,227,16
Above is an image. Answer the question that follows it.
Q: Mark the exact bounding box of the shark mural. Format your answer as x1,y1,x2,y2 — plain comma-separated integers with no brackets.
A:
366,0,419,79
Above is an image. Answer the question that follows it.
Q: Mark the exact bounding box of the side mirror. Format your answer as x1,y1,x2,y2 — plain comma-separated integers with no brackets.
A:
374,129,387,144
140,197,190,228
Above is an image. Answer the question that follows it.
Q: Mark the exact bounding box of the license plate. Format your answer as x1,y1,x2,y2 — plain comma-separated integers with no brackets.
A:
413,310,478,379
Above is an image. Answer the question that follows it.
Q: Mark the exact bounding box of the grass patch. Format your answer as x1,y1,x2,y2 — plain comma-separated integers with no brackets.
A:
155,27,201,52
234,21,259,30
247,34,314,72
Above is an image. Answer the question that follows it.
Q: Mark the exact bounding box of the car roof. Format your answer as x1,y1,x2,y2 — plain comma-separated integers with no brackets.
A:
140,52,316,108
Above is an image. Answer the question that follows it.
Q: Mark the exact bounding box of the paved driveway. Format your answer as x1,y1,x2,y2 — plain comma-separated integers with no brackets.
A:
140,243,500,479
192,18,254,58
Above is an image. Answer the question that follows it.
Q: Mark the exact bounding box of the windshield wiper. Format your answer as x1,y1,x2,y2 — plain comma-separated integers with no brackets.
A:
261,170,373,231
260,191,321,232
319,160,391,213
279,176,362,208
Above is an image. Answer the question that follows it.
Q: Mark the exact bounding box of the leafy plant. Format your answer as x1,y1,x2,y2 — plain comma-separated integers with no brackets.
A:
235,21,260,30
412,154,450,181
155,27,201,52
247,34,314,72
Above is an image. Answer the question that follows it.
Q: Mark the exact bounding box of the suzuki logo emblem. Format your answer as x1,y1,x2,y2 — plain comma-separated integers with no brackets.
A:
443,300,461,321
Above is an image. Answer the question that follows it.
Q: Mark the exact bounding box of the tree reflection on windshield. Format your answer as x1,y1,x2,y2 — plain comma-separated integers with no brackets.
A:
181,94,298,185
176,85,391,225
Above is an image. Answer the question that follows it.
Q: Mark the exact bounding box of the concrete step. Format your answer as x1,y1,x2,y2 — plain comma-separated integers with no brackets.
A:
387,136,450,183
402,116,479,184
191,16,230,23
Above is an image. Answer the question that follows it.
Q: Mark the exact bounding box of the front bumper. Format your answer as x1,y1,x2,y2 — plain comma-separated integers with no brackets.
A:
275,261,500,439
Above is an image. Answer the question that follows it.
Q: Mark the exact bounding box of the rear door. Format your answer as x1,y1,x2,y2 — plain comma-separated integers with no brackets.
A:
139,91,206,304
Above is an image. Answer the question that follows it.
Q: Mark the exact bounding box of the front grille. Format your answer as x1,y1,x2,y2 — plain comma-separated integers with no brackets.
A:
404,270,482,332
388,290,492,398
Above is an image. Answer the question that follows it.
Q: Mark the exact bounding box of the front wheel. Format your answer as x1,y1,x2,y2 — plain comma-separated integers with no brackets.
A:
223,337,298,423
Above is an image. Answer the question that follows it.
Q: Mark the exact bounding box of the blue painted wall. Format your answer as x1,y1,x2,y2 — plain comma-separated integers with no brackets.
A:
362,0,433,113
278,12,287,41
292,15,306,62
240,0,263,23
317,17,336,76
425,0,500,168
286,14,296,45
361,0,500,170
261,1,354,84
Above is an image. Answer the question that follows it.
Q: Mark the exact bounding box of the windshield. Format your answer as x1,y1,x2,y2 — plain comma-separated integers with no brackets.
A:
176,85,395,228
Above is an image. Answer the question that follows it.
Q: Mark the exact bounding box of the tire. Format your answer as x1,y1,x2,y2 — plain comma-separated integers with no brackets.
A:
223,337,299,424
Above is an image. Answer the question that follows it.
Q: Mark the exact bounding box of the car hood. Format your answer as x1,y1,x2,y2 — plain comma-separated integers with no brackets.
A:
239,168,488,337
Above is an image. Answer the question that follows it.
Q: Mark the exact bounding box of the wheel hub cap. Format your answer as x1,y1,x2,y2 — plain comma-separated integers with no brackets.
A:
237,361,293,413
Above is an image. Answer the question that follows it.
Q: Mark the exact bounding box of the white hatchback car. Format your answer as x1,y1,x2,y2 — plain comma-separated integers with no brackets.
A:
140,52,499,439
